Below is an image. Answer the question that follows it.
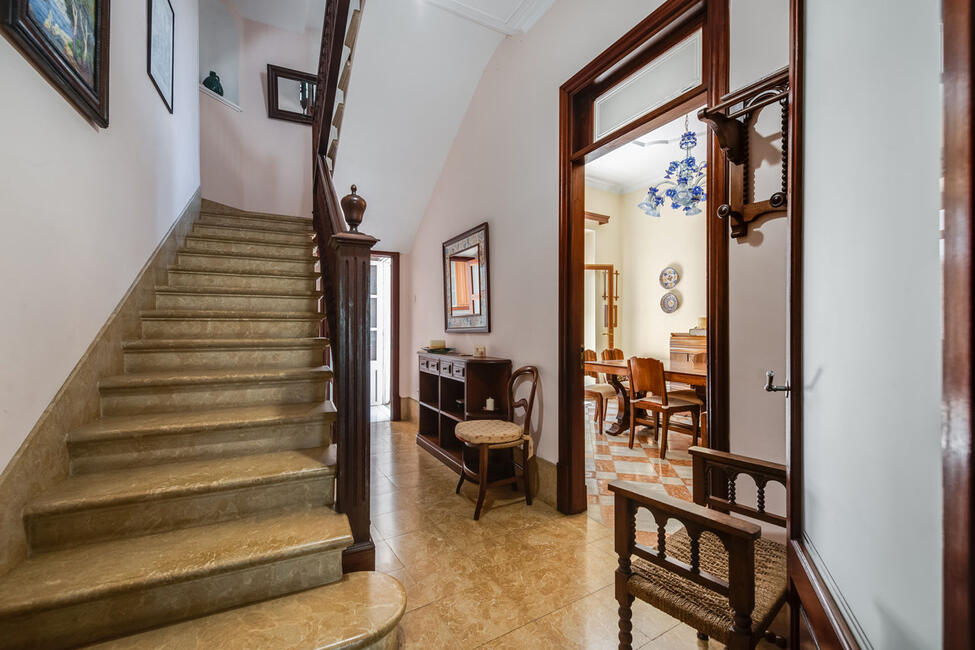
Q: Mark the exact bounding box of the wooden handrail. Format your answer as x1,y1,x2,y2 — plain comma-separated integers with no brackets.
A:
312,0,377,572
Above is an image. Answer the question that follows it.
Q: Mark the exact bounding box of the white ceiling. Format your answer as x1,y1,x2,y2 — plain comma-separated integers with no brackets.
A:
229,0,325,34
423,0,555,35
585,110,707,195
333,0,557,251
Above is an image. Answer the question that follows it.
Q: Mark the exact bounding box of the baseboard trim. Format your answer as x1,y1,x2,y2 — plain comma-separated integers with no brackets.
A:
0,188,202,577
788,539,860,650
342,540,376,573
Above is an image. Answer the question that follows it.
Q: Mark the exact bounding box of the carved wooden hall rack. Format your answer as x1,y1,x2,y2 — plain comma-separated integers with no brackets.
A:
698,66,790,239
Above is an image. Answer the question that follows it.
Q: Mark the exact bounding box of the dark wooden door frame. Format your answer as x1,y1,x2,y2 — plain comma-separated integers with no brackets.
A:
787,0,973,647
942,0,972,646
371,250,401,421
557,0,730,514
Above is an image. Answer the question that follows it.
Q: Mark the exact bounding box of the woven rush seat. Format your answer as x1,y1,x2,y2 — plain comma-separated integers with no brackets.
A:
628,530,786,643
455,419,525,446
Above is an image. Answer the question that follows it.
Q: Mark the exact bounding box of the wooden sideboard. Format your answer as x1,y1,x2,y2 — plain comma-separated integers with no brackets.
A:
416,352,512,474
670,332,706,365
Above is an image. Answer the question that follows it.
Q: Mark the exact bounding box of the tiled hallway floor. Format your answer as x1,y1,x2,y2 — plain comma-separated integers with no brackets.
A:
371,419,715,648
585,402,698,545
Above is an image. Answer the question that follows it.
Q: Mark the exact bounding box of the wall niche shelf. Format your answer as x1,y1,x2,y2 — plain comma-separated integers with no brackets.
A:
416,352,512,475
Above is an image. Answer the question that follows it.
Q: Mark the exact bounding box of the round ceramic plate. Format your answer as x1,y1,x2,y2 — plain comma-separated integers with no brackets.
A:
660,292,680,313
659,266,680,289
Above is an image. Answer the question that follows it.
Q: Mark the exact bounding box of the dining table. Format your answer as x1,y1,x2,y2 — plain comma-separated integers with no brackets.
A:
583,358,707,440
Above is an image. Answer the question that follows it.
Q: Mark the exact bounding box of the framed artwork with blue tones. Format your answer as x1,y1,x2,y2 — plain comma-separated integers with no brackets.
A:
147,0,174,112
1,0,111,126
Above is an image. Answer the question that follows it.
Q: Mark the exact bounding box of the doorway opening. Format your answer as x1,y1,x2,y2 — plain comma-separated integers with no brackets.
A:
558,0,729,515
581,107,710,527
369,251,401,422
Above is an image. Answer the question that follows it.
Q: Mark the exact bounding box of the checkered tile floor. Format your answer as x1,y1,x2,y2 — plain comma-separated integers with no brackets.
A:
585,401,697,545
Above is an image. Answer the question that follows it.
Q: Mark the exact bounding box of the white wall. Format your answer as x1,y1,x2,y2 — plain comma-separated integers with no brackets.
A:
0,0,201,471
402,0,670,463
802,0,942,646
199,0,240,104
199,15,319,216
726,0,790,480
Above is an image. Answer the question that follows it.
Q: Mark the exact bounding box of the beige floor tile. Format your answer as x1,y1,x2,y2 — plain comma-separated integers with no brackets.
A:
372,538,404,572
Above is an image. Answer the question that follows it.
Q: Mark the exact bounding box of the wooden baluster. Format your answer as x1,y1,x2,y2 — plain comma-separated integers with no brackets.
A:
330,185,378,572
727,471,737,505
687,524,701,575
657,518,667,558
756,477,768,514
615,494,637,650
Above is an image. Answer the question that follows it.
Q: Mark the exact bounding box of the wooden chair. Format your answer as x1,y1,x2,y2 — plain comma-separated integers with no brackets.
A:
455,366,538,520
601,347,624,361
584,349,617,434
611,447,788,650
627,356,701,458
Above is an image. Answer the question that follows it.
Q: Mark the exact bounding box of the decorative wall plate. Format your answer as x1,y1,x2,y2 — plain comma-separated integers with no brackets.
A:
659,266,680,289
660,292,680,313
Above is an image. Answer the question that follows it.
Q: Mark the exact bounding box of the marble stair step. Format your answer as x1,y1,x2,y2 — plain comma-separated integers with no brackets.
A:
198,213,315,234
192,223,314,246
154,286,321,313
168,268,318,293
176,250,317,275
98,365,332,415
199,202,314,226
0,508,352,650
123,337,329,371
67,402,336,473
90,571,406,650
141,309,323,339
24,447,337,552
183,235,316,260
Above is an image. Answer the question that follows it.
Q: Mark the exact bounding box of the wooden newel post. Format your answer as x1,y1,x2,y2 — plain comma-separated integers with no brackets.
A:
332,185,377,572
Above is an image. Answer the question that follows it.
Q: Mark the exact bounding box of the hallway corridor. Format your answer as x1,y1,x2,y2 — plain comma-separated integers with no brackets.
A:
372,419,724,648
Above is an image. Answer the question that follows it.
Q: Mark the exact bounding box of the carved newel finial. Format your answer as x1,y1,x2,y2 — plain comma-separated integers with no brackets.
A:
341,184,367,232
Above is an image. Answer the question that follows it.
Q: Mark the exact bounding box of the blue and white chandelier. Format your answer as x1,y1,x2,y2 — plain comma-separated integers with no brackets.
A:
637,116,707,217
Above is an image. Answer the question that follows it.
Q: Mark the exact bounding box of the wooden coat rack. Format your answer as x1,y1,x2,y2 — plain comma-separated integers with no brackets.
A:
698,67,790,239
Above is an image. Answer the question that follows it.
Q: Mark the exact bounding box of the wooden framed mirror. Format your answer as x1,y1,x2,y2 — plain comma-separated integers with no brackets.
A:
443,223,490,333
266,64,317,124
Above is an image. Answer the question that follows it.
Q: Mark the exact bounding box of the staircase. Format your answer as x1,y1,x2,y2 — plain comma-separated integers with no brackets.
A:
0,201,404,649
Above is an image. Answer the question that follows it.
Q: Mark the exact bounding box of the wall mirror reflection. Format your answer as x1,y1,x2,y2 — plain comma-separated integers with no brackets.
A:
266,64,317,124
443,223,490,333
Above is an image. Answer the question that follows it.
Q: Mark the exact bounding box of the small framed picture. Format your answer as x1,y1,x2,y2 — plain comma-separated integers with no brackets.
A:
147,0,174,112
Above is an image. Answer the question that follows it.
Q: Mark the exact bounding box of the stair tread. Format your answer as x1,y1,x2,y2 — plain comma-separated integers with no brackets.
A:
142,309,323,319
26,448,336,516
169,267,318,280
185,234,315,251
193,223,314,240
69,402,337,443
123,337,329,351
197,217,315,234
199,205,314,226
100,366,332,389
177,250,318,264
154,285,321,298
90,571,406,650
0,507,351,617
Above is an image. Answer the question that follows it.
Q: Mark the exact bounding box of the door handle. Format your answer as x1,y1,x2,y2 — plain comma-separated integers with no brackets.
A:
764,370,790,394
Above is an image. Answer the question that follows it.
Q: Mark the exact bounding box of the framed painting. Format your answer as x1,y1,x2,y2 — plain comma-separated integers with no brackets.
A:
147,0,173,112
1,0,111,127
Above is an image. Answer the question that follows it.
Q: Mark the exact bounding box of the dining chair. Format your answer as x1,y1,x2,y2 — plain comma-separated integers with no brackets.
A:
454,366,538,520
584,349,617,434
627,356,702,458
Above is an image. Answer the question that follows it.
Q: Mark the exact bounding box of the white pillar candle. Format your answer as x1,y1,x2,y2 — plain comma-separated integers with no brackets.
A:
485,397,495,411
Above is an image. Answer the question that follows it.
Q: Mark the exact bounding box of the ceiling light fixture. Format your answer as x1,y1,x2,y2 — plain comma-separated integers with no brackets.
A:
637,115,707,217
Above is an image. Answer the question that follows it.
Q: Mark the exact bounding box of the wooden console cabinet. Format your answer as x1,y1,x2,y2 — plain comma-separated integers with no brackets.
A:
416,352,512,474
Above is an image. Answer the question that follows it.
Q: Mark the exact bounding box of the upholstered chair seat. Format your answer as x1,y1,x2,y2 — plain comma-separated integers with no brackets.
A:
633,393,701,408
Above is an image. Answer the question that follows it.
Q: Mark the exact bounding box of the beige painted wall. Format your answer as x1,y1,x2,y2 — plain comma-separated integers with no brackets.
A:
618,189,706,360
0,0,201,472
584,186,623,352
199,7,319,217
